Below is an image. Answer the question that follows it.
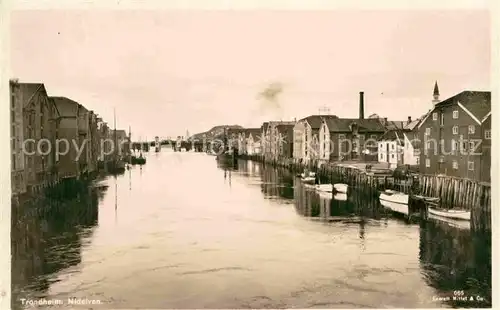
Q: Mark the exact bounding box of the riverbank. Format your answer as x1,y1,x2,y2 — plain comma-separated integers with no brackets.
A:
238,154,491,233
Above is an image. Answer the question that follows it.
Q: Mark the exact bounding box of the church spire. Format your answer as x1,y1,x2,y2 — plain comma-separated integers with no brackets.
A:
432,81,440,105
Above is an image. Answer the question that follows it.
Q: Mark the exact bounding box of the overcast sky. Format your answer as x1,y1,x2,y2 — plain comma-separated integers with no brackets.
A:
10,9,490,140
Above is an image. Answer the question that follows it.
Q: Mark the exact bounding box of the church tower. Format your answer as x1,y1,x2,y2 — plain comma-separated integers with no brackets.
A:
432,81,440,105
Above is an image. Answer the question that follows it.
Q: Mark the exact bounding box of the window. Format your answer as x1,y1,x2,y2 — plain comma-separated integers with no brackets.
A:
468,161,474,171
452,126,458,135
425,128,431,135
391,154,395,159
379,143,383,149
359,134,365,140
11,125,15,137
379,153,383,160
485,130,491,139
452,140,458,152
432,112,438,121
371,135,377,140
338,134,346,140
12,154,15,170
468,125,475,134
462,142,467,151
440,114,444,126
453,110,459,119
452,160,458,170
416,157,420,165
469,141,475,151
425,158,430,167
11,94,15,109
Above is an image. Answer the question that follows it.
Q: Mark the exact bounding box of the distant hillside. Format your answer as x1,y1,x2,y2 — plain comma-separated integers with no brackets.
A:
190,124,243,140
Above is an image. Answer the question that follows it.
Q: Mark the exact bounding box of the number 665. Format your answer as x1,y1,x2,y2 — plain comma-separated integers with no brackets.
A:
453,290,464,296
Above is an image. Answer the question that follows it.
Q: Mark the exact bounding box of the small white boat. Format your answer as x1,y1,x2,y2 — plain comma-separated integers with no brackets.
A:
333,193,347,201
315,184,333,193
379,189,409,205
379,199,408,215
301,177,316,184
333,183,348,193
428,213,471,230
428,207,471,221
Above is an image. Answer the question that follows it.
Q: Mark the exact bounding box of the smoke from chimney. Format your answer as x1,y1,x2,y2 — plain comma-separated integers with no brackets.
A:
359,92,364,120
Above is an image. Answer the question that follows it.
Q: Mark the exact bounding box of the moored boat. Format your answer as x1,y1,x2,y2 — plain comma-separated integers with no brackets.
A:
428,207,471,221
333,183,348,193
379,189,409,205
315,184,333,193
428,213,471,230
379,198,408,215
379,189,409,215
301,177,315,184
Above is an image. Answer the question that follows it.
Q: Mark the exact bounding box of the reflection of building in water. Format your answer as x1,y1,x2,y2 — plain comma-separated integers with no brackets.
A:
259,165,294,200
11,187,101,308
419,221,491,308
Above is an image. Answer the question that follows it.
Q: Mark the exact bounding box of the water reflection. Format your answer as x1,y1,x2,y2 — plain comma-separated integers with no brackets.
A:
236,160,492,308
419,220,491,307
11,184,103,309
12,156,491,309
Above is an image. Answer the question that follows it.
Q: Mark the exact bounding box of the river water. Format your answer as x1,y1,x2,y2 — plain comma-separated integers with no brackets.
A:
12,150,492,309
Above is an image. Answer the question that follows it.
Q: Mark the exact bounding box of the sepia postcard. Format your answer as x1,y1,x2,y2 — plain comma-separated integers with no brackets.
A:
0,0,498,309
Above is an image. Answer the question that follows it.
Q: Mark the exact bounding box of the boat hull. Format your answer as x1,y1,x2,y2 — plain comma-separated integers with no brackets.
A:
301,177,315,184
379,199,409,215
428,207,471,221
379,191,409,205
428,213,471,230
379,190,409,215
315,184,333,193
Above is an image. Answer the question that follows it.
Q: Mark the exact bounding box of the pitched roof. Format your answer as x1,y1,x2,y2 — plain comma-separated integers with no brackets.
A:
299,114,338,129
435,91,491,123
384,120,408,130
19,83,44,107
403,119,421,131
276,123,294,142
379,129,404,145
324,118,386,133
244,128,261,138
51,96,80,117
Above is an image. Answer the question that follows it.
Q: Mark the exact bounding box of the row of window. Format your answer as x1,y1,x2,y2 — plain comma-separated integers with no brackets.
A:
425,126,491,139
425,158,475,171
432,110,460,123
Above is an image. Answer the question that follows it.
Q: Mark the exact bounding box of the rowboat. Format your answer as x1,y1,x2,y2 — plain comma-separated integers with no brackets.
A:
301,177,316,184
379,189,409,205
315,184,333,193
428,213,471,230
428,207,471,221
333,183,348,193
379,189,409,215
379,198,408,215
